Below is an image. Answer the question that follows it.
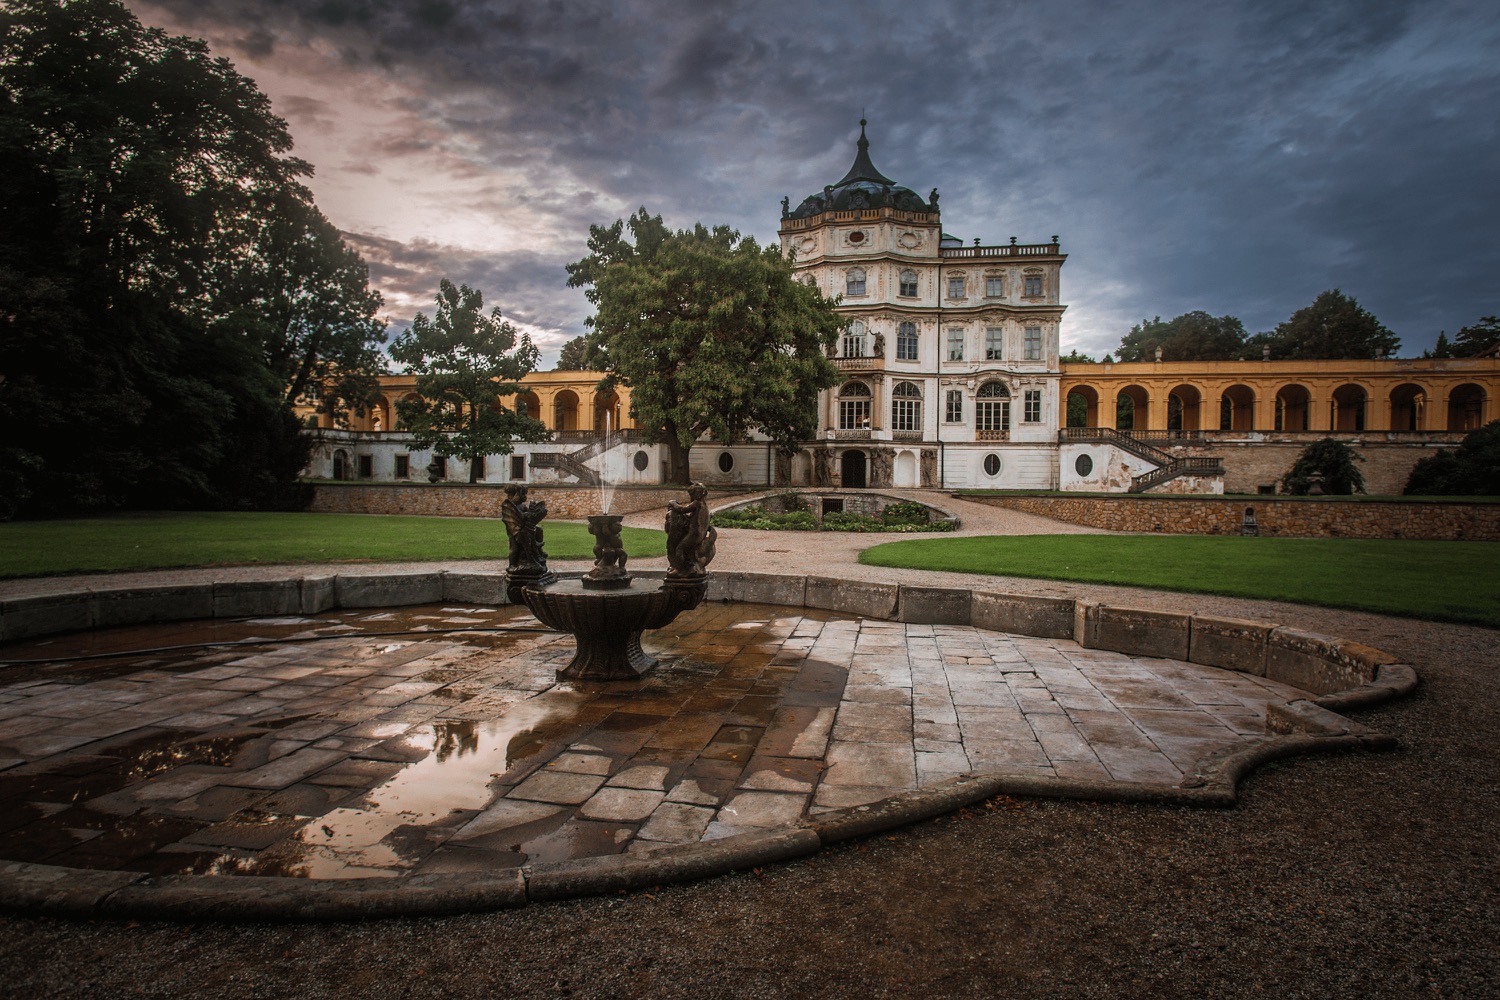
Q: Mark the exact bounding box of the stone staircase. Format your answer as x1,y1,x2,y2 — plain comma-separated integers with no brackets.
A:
529,430,638,486
1058,428,1225,493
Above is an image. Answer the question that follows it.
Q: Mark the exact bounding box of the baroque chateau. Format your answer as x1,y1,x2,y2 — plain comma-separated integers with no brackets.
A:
301,124,1498,496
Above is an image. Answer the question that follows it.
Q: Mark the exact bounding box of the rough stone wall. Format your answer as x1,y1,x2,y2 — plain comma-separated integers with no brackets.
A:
967,494,1500,541
310,483,753,520
1169,435,1464,495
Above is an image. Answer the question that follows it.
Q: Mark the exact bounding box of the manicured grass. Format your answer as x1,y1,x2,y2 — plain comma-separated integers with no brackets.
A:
0,512,666,578
860,534,1500,625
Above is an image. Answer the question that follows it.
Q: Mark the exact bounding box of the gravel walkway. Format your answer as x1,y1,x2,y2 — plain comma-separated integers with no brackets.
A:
0,494,1495,998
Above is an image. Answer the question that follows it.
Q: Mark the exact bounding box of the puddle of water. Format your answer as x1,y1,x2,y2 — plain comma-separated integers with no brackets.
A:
279,690,589,878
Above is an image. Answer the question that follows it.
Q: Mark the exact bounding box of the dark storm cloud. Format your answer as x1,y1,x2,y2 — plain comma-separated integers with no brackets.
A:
134,0,1500,355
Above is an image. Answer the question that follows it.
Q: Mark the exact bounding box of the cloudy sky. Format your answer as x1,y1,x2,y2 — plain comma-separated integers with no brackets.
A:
127,0,1500,365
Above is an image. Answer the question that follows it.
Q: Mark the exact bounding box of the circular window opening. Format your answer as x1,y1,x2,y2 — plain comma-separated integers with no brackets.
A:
717,452,734,473
848,231,865,244
982,454,1002,477
633,450,649,472
1075,454,1093,477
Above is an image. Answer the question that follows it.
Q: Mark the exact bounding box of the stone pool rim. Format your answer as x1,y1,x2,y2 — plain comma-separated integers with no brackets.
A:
0,569,1416,921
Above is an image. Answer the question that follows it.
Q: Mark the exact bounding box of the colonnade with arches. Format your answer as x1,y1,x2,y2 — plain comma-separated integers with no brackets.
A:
1061,360,1496,434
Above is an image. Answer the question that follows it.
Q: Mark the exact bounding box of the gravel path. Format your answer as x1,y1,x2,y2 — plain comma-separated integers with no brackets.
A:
0,495,1495,999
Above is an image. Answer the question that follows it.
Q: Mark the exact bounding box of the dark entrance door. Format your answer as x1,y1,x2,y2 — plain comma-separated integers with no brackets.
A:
840,450,867,488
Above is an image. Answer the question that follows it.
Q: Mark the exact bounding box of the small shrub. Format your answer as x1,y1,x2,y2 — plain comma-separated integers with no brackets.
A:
881,501,931,527
774,490,808,513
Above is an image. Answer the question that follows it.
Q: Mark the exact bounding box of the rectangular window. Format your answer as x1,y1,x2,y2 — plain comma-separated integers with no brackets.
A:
1024,326,1042,360
471,456,485,480
394,454,410,479
946,328,964,361
357,455,373,479
839,399,871,430
985,327,1004,361
1024,390,1042,422
892,399,920,432
897,323,918,361
432,456,447,480
899,271,918,297
1024,273,1044,297
945,390,963,423
947,275,964,299
985,275,1003,298
510,455,525,480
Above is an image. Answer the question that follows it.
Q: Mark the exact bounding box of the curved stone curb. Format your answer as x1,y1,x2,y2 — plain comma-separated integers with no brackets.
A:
0,568,1419,921
709,490,962,530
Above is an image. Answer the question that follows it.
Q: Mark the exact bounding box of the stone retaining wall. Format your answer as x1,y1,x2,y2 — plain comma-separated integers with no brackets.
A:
965,494,1500,541
309,483,752,519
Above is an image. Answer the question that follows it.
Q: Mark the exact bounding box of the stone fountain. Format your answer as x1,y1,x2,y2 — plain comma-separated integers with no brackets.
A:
502,483,717,681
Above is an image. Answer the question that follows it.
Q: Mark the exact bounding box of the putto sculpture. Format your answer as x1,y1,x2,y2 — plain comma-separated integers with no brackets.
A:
505,483,717,681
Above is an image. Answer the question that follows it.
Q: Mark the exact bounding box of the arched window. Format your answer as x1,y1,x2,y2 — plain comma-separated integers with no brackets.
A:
846,268,866,296
842,320,867,359
899,269,918,297
891,381,922,432
838,381,872,430
976,381,1010,440
897,321,918,361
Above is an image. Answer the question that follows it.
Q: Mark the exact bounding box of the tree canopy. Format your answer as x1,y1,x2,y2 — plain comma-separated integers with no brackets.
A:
1246,290,1399,360
566,209,844,482
1116,312,1247,362
390,280,547,482
1452,316,1500,358
0,0,385,516
555,336,589,371
1403,421,1500,496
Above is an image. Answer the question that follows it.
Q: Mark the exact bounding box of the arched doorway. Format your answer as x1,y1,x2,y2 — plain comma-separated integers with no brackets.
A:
1276,384,1311,431
840,450,867,488
1331,384,1367,431
1168,384,1202,432
594,390,621,434
553,390,580,432
1117,385,1149,430
514,391,541,422
1220,384,1255,431
1447,383,1486,431
1389,383,1428,431
1066,386,1099,427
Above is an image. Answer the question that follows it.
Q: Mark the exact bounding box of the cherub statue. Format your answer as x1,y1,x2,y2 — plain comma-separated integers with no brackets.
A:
665,482,717,579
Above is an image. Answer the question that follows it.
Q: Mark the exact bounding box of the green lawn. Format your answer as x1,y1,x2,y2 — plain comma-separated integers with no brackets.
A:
0,512,666,578
860,534,1500,625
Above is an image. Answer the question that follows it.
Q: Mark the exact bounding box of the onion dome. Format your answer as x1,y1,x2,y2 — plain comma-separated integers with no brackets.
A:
786,120,936,219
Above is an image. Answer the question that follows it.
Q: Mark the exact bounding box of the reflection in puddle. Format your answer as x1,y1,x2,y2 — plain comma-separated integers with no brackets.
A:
281,691,586,878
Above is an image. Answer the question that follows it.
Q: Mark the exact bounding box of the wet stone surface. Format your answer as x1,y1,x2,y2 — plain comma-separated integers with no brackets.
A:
0,603,1309,878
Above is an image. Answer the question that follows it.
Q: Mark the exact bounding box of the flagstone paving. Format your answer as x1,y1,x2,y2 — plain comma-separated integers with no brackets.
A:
0,602,1308,879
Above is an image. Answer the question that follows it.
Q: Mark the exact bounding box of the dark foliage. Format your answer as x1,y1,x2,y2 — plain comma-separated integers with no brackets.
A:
1281,438,1366,495
1403,421,1500,495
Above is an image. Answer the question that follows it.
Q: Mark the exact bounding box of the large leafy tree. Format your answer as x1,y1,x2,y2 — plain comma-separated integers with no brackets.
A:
566,208,843,483
1246,289,1400,360
554,336,589,371
0,0,383,514
390,280,548,482
1116,311,1247,362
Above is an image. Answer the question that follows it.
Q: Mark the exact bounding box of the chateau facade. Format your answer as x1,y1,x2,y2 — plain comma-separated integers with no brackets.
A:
302,124,1497,495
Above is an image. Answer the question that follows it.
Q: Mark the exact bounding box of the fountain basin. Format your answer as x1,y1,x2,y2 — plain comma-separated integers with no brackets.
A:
521,578,706,680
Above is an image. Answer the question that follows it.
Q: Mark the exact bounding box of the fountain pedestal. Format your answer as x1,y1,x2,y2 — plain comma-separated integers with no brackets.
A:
504,486,718,682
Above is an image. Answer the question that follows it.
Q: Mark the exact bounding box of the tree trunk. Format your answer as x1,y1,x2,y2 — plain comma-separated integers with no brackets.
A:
662,422,691,485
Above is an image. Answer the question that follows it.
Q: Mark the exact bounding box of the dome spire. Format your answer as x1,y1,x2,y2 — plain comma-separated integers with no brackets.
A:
834,118,895,188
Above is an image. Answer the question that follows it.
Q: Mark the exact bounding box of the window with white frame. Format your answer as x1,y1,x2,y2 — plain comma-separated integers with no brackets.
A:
838,381,872,429
846,268,866,296
891,381,922,431
1023,270,1044,297
897,321,918,361
946,327,964,361
976,381,1010,437
985,327,1004,361
945,389,963,423
1024,325,1042,360
842,320,868,358
899,269,918,297
1024,389,1042,422
985,273,1003,298
946,274,965,299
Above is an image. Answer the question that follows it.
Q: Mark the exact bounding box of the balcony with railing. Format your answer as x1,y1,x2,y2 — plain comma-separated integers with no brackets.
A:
940,240,1062,260
976,428,1011,442
833,356,885,372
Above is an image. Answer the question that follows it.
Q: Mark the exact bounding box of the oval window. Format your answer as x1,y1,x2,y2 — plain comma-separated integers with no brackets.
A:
633,450,649,472
983,454,1002,477
848,231,866,244
717,452,734,473
1075,454,1093,476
